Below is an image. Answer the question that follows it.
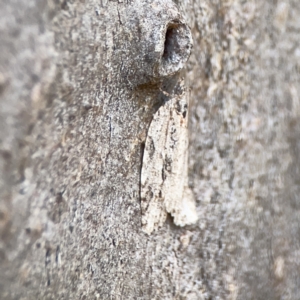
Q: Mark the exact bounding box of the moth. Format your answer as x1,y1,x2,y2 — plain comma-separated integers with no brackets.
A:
141,78,198,234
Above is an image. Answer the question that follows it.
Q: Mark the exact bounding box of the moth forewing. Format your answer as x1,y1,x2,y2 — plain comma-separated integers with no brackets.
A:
141,84,198,234
140,102,170,234
164,92,198,227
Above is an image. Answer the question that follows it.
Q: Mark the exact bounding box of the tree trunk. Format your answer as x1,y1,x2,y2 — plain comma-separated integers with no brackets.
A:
1,0,300,299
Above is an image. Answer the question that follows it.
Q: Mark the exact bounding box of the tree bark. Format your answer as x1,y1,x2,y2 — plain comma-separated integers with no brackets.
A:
1,0,300,299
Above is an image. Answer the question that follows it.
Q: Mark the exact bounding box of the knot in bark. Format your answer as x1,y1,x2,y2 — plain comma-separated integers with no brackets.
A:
154,19,193,79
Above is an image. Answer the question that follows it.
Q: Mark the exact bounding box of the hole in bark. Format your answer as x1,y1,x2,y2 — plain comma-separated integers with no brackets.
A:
162,23,183,65
162,24,179,61
158,21,192,77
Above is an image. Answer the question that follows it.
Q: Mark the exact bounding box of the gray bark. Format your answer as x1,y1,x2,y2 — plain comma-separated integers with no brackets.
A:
1,0,300,299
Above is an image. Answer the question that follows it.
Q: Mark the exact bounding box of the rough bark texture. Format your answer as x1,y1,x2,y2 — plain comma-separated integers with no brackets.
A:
1,0,300,299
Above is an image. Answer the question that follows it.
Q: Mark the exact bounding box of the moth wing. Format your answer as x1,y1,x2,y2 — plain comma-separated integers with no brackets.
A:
163,92,198,227
141,88,198,234
141,102,171,234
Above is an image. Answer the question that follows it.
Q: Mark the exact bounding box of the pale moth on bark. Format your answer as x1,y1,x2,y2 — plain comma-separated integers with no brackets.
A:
141,78,198,234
